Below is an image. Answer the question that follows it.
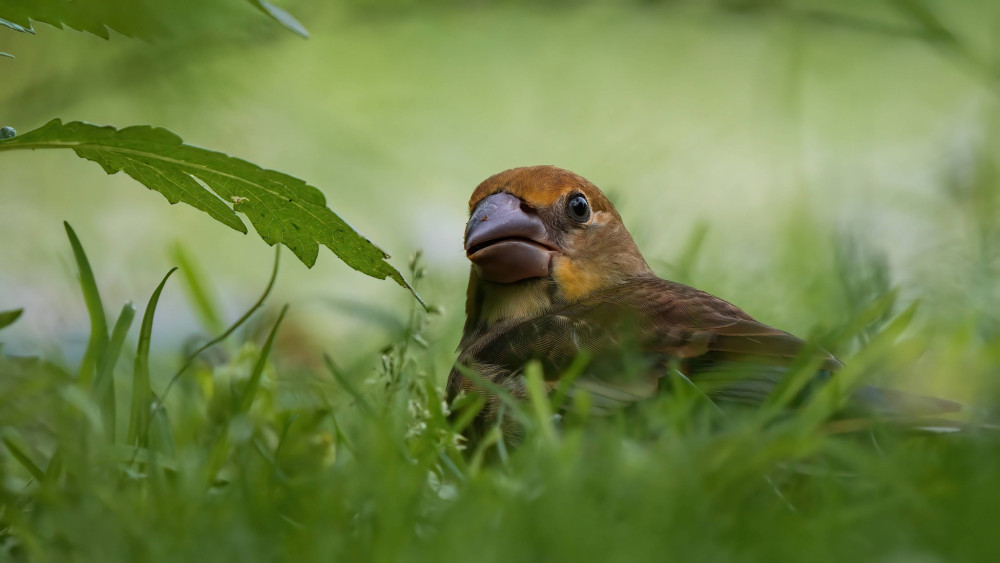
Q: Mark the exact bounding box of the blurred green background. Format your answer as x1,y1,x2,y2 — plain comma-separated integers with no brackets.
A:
2,0,998,399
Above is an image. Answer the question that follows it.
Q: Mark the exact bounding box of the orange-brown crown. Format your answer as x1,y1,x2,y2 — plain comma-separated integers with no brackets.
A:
468,165,621,219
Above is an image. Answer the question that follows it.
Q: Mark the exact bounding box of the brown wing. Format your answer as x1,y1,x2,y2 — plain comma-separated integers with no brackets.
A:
448,275,959,438
449,275,835,412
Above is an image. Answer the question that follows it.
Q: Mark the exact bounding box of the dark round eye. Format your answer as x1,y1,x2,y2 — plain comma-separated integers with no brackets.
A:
566,194,591,223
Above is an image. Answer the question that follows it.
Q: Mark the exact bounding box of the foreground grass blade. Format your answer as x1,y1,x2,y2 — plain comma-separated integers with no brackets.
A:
525,361,557,443
453,363,531,428
324,354,377,419
149,395,177,457
127,268,177,448
238,304,289,414
799,302,921,428
64,222,109,385
93,302,137,441
160,247,280,401
207,305,288,482
42,448,63,485
0,308,23,331
1,427,45,481
0,121,417,303
549,351,591,412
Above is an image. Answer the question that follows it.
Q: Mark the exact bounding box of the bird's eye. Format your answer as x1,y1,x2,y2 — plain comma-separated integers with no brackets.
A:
566,194,591,223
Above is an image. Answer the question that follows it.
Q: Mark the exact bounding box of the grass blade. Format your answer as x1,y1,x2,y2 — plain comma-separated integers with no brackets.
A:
237,304,289,414
799,302,921,427
170,243,224,333
549,351,591,412
64,222,108,386
1,427,45,481
149,395,177,457
323,354,376,419
42,448,63,485
93,302,137,442
206,304,288,482
453,363,531,428
525,361,556,443
160,246,280,402
127,268,177,448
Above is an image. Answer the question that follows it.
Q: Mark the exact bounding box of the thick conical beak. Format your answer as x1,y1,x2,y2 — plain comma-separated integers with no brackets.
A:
464,192,555,284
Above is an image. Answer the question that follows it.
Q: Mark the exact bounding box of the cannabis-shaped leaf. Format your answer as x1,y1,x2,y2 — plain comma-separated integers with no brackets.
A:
0,119,415,297
0,0,306,40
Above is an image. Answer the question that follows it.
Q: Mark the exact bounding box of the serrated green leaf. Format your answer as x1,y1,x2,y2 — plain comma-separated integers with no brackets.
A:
0,308,23,331
0,120,419,302
0,0,305,42
0,0,156,39
248,0,308,38
0,16,31,33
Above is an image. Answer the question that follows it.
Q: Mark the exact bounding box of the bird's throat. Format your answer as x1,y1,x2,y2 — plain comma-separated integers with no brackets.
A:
474,278,555,326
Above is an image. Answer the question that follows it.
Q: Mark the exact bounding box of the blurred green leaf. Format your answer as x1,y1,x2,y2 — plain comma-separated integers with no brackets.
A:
248,0,308,38
170,243,224,334
0,308,23,330
890,0,952,41
0,120,418,300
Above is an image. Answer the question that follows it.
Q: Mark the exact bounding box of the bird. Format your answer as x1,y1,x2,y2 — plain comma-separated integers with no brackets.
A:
446,165,962,447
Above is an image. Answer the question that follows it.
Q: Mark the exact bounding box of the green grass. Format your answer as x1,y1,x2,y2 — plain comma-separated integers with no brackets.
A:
1,217,1000,562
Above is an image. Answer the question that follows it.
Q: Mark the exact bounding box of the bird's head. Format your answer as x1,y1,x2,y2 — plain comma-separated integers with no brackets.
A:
462,166,652,331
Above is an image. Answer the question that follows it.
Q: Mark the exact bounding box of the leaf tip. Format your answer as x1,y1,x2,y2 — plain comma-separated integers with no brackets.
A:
394,272,427,310
0,308,24,331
